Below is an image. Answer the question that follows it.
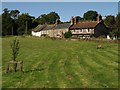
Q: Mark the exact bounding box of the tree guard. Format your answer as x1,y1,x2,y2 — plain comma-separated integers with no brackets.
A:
6,61,23,73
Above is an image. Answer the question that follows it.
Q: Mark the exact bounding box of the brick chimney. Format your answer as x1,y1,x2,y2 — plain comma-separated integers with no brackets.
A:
97,14,102,23
55,19,58,25
74,16,79,25
70,16,74,25
74,17,77,25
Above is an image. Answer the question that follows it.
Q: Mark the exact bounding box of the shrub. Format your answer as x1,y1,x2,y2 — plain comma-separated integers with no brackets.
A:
64,30,72,38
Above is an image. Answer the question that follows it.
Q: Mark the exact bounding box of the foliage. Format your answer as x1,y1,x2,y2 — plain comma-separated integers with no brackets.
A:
2,8,38,36
115,12,120,38
64,30,72,38
0,15,2,36
104,15,116,28
17,13,38,35
75,16,83,21
36,12,60,24
116,12,120,27
2,8,13,35
10,10,20,20
11,37,20,61
83,10,98,21
104,14,120,38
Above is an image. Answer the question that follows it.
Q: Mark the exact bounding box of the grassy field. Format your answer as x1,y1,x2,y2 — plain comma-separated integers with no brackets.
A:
2,36,118,88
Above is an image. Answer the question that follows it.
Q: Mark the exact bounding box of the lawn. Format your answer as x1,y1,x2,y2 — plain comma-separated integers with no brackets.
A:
2,36,119,88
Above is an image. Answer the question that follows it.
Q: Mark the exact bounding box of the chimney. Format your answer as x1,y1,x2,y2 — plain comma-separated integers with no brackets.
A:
74,16,79,25
97,14,102,23
70,16,74,25
74,17,77,25
55,19,58,25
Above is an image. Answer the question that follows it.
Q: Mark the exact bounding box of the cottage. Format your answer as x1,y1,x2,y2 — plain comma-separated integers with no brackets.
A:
32,23,70,38
69,15,109,39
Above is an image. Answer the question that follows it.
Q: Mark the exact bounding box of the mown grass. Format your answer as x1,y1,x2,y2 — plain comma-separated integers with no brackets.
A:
2,36,118,88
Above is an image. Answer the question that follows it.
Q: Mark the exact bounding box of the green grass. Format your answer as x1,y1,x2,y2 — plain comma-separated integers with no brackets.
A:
2,36,118,88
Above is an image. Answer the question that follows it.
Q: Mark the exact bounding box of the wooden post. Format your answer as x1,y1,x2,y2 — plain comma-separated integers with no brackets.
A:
20,61,23,72
6,62,9,73
5,61,23,73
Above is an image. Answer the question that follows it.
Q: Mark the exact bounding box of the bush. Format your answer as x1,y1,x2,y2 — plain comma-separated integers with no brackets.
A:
64,30,72,38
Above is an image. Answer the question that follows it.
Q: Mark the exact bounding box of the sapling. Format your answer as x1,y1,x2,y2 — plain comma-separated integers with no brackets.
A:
11,37,20,72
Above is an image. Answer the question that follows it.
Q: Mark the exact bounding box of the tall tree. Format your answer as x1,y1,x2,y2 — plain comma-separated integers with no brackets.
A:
104,15,116,29
75,16,83,21
104,14,120,38
2,8,13,35
114,13,120,38
17,13,36,35
37,14,48,24
10,10,20,35
47,12,60,24
36,12,60,25
83,10,98,21
0,14,1,35
10,10,20,20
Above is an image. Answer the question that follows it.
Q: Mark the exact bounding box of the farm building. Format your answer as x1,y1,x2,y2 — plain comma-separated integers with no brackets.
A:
32,23,70,38
32,14,109,38
69,15,109,38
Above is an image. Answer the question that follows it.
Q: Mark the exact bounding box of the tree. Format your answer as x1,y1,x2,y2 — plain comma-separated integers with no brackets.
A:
2,8,13,35
104,15,116,38
10,10,20,35
2,8,38,36
11,37,20,72
83,10,98,21
17,13,36,35
64,30,72,38
37,14,48,24
104,13,120,39
0,15,2,36
104,15,116,29
114,13,120,38
75,16,83,21
10,10,20,20
36,12,60,25
47,12,60,24
11,37,20,61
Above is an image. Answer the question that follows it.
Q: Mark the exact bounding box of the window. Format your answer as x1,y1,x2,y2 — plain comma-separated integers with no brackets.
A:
73,29,75,32
80,28,82,32
86,29,90,32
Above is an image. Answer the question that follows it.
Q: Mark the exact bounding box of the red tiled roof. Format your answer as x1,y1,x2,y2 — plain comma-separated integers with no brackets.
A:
70,21,98,29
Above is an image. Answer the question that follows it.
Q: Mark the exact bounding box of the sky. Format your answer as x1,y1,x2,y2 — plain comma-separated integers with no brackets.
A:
2,2,118,22
1,0,119,2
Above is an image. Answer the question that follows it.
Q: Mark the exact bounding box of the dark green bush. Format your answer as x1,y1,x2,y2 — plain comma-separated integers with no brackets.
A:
64,30,72,38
